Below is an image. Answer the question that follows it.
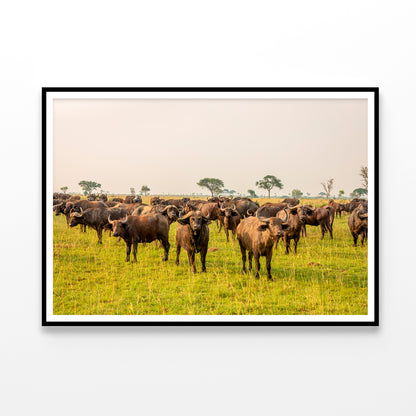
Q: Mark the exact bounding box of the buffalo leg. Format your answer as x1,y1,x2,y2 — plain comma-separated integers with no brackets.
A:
161,239,170,261
239,242,247,274
187,251,197,273
225,228,229,242
301,224,307,237
232,230,236,241
320,224,326,239
361,233,365,246
132,243,138,262
254,253,261,279
125,242,131,262
352,233,358,247
266,250,273,280
200,247,207,273
328,222,333,239
248,252,253,272
97,227,103,244
284,235,290,254
175,245,181,265
294,236,300,254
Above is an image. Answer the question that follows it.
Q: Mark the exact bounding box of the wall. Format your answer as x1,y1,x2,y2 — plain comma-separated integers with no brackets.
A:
1,1,414,415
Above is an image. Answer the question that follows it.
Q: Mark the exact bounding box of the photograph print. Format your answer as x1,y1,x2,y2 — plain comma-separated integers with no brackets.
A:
43,88,378,325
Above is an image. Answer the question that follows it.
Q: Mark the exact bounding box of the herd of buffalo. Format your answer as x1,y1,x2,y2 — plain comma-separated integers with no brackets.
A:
52,193,369,280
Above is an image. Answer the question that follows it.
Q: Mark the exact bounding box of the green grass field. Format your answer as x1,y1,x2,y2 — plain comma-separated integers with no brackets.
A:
53,198,368,315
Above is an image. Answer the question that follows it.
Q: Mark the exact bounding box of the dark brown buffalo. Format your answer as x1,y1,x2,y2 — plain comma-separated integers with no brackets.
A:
64,199,107,214
54,201,71,227
348,208,368,246
87,194,99,201
113,202,144,214
344,198,368,213
133,204,180,225
218,204,241,242
99,194,108,202
111,197,124,203
282,198,300,205
104,200,118,207
160,198,190,208
150,196,165,206
184,200,207,213
124,195,142,204
255,203,287,218
108,214,170,262
68,195,81,202
237,210,289,280
276,205,308,254
69,207,129,243
322,205,335,229
232,198,260,218
175,211,210,273
53,192,70,200
304,206,333,239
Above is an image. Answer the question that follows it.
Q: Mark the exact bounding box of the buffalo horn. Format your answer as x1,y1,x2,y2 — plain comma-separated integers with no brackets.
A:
121,215,129,223
256,210,270,223
107,216,114,225
281,208,288,223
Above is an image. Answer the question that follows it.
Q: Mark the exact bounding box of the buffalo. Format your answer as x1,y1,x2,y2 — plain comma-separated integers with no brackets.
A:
304,206,333,239
276,205,309,254
237,210,289,280
218,204,241,242
108,214,170,262
175,211,211,273
255,203,287,219
69,207,130,243
348,207,368,246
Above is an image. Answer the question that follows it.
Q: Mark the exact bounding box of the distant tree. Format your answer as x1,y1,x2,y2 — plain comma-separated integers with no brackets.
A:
321,178,334,200
360,166,368,191
197,178,224,197
229,190,236,196
351,188,368,198
130,187,135,196
141,185,150,196
306,193,311,198
78,180,101,196
318,192,326,198
291,189,303,198
60,186,68,194
255,175,283,199
338,190,345,198
247,189,258,198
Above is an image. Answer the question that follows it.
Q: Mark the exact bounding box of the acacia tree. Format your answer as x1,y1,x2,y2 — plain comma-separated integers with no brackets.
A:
141,185,150,196
255,175,283,198
197,178,224,197
321,178,334,200
360,166,368,191
247,189,257,198
60,186,68,194
338,190,345,198
78,180,101,196
291,189,303,198
351,188,367,198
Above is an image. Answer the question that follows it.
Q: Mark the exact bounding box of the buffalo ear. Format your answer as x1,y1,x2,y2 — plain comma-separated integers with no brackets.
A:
281,224,290,231
178,218,189,225
257,224,268,231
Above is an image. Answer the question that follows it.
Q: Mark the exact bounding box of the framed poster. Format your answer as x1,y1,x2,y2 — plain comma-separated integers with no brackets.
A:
43,88,378,326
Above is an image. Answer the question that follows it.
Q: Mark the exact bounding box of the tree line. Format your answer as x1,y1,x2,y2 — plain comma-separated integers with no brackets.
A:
58,166,368,199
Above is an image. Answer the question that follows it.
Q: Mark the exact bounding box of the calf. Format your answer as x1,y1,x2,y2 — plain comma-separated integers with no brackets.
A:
236,210,289,280
175,211,210,273
348,208,368,246
108,214,170,262
218,205,241,242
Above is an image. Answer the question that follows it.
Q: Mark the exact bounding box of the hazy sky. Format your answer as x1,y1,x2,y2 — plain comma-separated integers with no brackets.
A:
53,99,368,196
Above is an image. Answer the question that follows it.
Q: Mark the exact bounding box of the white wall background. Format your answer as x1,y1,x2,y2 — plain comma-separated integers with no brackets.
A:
1,1,414,415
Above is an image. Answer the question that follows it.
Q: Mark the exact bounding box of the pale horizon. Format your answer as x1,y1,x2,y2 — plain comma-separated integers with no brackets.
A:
53,99,368,197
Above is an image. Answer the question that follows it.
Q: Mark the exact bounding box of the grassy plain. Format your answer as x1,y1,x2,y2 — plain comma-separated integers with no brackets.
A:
53,197,368,315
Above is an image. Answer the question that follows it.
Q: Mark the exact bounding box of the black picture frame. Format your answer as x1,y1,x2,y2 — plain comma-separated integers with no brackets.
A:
42,87,379,326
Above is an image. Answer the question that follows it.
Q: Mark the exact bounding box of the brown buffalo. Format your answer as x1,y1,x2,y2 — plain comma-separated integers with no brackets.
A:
276,205,308,254
70,207,130,243
113,202,144,214
282,198,300,205
255,203,287,219
237,210,289,280
304,206,333,239
175,211,210,273
348,208,368,246
218,204,241,242
111,197,124,203
108,214,170,262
